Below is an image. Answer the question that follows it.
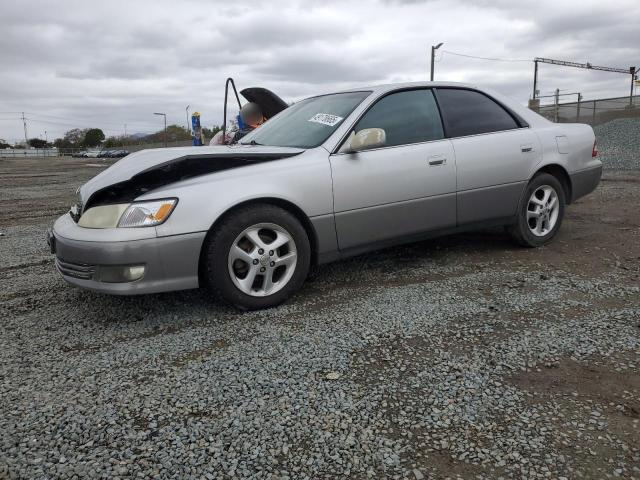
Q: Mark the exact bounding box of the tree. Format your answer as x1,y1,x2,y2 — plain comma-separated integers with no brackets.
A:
63,128,85,146
0,139,10,149
53,138,72,149
28,138,48,148
103,136,119,148
83,128,105,147
202,125,222,140
142,125,190,144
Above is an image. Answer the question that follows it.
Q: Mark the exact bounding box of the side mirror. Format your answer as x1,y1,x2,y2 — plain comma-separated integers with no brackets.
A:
342,128,386,153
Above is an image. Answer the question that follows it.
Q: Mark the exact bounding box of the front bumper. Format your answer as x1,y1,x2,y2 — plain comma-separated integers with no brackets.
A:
49,214,206,295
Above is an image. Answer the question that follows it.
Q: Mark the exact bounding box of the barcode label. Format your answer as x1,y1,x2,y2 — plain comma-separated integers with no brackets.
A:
308,113,344,127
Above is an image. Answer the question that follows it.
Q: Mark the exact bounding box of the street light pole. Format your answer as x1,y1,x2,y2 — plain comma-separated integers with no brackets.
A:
154,112,167,148
532,59,539,100
430,42,443,81
630,67,637,106
186,105,191,134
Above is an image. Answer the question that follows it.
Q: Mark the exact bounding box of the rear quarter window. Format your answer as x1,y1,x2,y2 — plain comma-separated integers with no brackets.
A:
436,88,519,138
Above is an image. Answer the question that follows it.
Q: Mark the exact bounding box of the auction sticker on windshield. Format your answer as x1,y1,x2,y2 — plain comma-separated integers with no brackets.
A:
308,113,344,127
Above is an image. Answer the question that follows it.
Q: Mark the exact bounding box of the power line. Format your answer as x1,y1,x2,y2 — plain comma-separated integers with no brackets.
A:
441,50,530,63
24,112,152,129
1,114,155,136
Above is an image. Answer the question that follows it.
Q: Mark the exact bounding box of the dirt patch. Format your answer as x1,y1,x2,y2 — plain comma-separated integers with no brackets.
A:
410,448,505,480
171,339,229,367
349,335,436,386
508,357,640,401
508,355,640,477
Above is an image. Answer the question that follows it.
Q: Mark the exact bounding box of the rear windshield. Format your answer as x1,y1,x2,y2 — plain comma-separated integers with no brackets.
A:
240,91,370,148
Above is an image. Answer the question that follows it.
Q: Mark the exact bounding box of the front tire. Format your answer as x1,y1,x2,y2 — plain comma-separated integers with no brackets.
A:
508,173,566,248
203,204,311,310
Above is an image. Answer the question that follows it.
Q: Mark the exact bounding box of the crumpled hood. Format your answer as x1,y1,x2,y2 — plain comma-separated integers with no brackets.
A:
79,144,304,210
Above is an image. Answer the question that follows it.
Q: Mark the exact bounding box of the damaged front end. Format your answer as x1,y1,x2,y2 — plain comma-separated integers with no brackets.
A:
76,148,304,216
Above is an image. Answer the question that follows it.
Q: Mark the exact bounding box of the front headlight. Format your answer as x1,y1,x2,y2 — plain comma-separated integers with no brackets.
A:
77,198,177,228
118,199,178,228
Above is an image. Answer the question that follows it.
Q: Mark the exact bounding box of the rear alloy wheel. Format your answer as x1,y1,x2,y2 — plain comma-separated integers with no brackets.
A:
508,173,566,248
526,185,560,237
203,205,310,310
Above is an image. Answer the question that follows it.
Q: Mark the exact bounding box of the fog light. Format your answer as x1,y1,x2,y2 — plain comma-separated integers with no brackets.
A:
99,265,145,283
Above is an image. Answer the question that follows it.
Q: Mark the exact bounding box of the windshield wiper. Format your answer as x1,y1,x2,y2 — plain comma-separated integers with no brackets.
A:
241,139,262,146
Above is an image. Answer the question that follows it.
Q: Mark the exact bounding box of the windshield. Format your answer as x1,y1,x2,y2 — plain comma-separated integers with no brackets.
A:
240,91,370,148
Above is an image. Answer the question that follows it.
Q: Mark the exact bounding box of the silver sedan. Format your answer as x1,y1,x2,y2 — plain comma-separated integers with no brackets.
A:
48,82,602,310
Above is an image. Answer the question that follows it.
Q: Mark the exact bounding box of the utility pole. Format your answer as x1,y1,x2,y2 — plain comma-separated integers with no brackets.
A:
630,67,637,106
21,112,28,145
554,88,560,123
44,130,48,144
154,112,167,147
576,93,582,122
186,105,191,134
532,59,539,99
430,43,443,81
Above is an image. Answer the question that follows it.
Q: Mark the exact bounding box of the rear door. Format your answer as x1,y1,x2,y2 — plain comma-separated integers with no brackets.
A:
434,88,541,225
330,88,457,251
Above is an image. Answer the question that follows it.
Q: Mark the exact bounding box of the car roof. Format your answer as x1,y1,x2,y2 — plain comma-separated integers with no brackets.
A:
303,80,547,128
318,81,478,97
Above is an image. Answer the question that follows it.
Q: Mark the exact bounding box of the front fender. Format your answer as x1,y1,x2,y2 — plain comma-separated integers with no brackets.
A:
146,149,334,238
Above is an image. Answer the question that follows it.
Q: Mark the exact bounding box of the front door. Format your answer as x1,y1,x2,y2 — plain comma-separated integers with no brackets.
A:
330,89,457,251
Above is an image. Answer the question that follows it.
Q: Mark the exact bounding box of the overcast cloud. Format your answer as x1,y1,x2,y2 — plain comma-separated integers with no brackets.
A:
0,0,638,142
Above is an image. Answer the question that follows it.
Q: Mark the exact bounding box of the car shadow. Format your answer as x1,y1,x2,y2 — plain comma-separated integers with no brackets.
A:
66,227,518,322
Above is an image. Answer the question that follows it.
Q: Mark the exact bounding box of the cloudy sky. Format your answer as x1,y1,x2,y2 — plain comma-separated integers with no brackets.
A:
1,0,638,143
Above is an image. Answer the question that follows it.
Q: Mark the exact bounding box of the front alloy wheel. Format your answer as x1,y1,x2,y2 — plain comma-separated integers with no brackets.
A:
227,223,298,297
203,204,310,310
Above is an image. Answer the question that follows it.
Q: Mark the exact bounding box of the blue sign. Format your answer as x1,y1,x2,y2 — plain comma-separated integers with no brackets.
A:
191,112,202,146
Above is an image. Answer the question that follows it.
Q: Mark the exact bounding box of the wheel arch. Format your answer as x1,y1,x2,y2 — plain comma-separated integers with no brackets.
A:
532,164,573,204
197,197,320,286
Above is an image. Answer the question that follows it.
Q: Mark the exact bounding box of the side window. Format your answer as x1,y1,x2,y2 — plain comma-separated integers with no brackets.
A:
436,88,519,137
354,89,444,148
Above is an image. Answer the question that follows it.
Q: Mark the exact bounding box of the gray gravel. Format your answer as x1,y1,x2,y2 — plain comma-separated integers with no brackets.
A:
1,158,639,479
595,118,640,170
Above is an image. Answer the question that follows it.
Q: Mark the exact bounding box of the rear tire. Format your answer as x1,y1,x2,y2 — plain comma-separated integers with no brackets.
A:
203,204,310,310
508,173,566,248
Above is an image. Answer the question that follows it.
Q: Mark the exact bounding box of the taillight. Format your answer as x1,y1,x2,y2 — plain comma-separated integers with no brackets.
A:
592,140,598,157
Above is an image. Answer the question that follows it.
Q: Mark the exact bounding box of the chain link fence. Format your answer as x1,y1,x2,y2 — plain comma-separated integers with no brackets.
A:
0,140,194,158
530,94,640,171
535,95,639,125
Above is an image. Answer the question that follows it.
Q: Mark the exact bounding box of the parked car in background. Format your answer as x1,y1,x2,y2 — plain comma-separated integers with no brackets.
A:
97,149,128,158
109,149,129,158
48,82,601,310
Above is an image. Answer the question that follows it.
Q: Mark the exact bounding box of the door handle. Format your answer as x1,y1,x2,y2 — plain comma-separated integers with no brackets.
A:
521,144,534,153
428,155,446,166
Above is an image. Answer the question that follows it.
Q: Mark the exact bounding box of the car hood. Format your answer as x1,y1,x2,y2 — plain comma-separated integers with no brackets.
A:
240,87,288,119
79,144,304,210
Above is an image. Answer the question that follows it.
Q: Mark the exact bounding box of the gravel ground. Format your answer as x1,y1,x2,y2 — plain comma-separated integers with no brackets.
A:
1,156,639,480
595,118,640,170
